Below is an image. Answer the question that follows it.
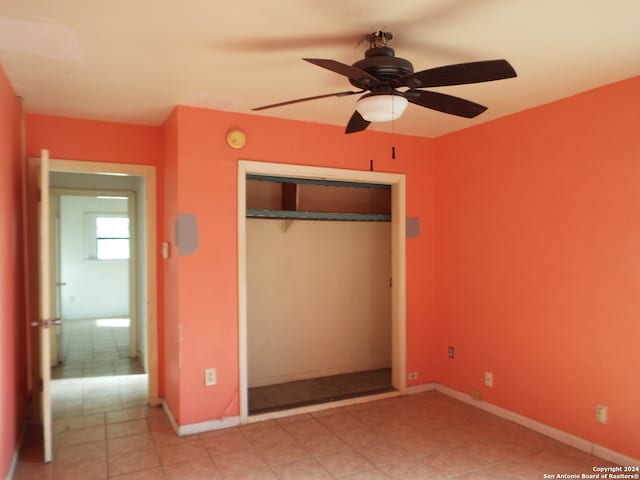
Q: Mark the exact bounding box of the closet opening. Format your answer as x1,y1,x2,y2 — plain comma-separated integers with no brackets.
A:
238,161,406,422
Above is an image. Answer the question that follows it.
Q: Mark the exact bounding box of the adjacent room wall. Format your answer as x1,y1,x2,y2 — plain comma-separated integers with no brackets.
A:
0,66,27,479
434,75,640,460
58,195,130,319
247,219,391,387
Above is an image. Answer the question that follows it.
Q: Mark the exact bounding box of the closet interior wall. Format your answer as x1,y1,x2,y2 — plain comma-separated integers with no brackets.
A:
246,177,392,389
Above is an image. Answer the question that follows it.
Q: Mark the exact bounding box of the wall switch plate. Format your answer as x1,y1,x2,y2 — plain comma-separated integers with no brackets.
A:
484,371,494,387
448,346,455,359
408,371,418,381
205,368,217,386
595,404,608,424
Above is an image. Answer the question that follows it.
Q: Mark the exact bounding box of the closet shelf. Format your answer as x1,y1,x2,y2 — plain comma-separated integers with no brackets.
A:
246,209,391,222
247,174,391,190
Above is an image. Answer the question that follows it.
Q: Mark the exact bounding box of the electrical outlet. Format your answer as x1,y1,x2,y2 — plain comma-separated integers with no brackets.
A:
448,346,455,359
595,404,608,424
484,372,494,387
205,368,217,386
471,389,482,400
408,371,418,381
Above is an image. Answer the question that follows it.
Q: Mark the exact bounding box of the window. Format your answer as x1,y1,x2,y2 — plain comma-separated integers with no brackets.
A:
95,216,130,260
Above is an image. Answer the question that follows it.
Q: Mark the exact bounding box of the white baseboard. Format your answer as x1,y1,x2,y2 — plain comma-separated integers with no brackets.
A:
7,446,19,480
7,422,27,480
592,444,640,469
161,390,403,434
406,382,436,395
430,384,639,467
178,416,241,436
159,382,638,467
161,400,179,433
161,400,240,436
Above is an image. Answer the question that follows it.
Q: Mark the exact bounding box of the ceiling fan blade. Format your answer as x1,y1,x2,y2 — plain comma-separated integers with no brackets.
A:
303,58,380,88
399,59,516,88
252,90,361,111
404,90,487,118
345,111,370,134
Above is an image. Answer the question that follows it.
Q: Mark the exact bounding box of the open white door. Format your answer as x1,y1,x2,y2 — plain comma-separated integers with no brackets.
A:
36,149,54,462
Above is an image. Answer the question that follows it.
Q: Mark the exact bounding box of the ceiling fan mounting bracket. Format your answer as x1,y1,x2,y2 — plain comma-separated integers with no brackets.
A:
363,31,393,49
363,46,395,58
350,47,414,88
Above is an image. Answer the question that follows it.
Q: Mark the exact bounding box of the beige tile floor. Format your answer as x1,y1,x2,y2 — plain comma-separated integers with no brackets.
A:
52,318,145,379
16,319,620,478
49,317,148,419
51,374,149,418
14,390,618,479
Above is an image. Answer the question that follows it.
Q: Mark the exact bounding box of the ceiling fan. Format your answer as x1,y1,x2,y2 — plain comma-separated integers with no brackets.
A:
253,31,517,134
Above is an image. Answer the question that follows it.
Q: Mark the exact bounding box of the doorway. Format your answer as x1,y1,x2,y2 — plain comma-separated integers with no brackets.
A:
47,188,150,418
46,161,159,422
238,161,407,422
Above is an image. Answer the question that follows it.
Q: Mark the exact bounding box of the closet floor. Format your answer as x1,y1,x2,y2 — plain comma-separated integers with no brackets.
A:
249,368,394,415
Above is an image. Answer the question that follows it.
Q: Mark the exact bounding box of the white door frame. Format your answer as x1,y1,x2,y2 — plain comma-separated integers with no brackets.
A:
237,160,406,422
48,159,160,405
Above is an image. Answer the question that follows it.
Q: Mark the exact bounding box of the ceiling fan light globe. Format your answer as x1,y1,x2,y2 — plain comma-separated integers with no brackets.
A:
356,94,408,122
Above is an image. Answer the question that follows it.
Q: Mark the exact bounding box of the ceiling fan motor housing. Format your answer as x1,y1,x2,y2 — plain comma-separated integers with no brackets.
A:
350,47,414,90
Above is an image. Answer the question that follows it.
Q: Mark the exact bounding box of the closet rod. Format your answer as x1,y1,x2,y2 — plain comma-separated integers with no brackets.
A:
247,209,391,222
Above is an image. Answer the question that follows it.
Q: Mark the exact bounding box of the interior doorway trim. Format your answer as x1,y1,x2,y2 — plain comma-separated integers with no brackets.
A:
48,158,159,405
237,160,406,423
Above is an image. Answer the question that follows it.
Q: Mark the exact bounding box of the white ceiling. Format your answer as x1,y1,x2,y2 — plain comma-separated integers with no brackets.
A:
1,0,639,138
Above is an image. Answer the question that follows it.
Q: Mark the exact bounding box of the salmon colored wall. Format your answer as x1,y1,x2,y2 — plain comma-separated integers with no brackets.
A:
0,66,27,478
164,106,437,424
434,76,640,459
25,114,162,164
